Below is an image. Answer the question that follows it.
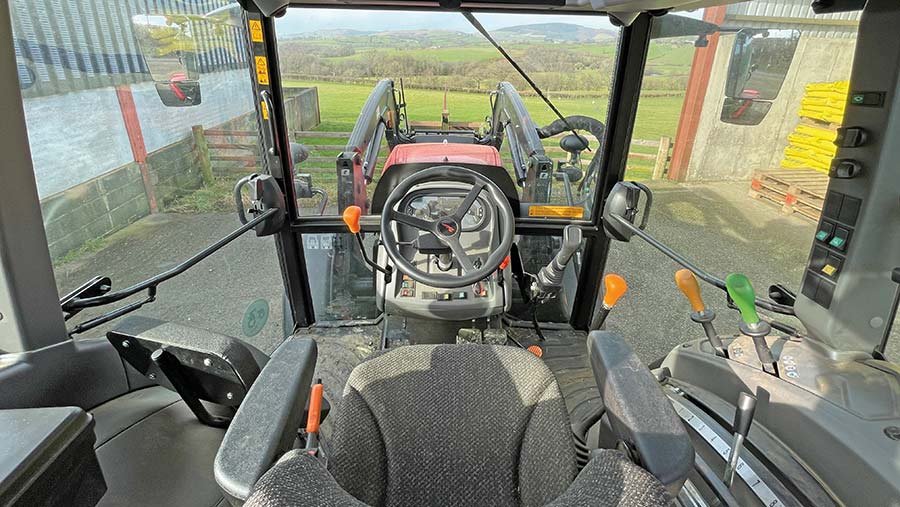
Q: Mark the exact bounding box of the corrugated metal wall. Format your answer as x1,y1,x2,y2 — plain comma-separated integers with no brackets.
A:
725,0,859,39
9,0,249,98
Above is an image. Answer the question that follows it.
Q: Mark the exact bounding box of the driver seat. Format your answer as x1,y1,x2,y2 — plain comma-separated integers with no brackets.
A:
244,344,671,506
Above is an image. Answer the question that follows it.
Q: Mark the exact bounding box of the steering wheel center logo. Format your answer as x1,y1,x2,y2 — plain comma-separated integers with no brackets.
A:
437,219,458,236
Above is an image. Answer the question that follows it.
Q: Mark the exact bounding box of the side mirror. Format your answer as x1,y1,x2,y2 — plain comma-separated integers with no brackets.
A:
132,14,203,108
721,28,800,125
719,97,773,126
154,80,201,107
602,182,652,242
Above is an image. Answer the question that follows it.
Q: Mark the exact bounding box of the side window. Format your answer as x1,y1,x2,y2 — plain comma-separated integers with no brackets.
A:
605,5,865,362
10,1,287,353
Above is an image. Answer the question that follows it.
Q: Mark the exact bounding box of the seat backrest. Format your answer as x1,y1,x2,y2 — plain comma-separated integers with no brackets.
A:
326,344,577,507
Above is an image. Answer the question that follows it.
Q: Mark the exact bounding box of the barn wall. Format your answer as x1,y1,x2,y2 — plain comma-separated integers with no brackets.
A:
685,34,856,181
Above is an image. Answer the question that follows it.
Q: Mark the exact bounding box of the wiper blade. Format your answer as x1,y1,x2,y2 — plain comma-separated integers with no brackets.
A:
461,11,588,151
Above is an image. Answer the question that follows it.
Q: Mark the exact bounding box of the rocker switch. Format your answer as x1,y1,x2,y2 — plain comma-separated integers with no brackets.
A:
835,127,868,148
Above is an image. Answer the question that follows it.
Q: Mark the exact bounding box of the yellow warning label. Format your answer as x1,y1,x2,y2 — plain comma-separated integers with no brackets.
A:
528,205,585,219
255,56,269,85
249,19,263,42
822,264,837,276
260,100,269,120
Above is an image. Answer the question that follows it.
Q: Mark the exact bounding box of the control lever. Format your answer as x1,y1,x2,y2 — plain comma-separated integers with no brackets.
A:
304,379,324,455
723,392,757,487
590,274,627,330
343,206,393,283
675,269,726,357
531,225,582,298
725,274,777,375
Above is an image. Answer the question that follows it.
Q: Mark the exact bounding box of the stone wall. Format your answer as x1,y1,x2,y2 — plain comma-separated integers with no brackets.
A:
41,163,150,259
40,87,320,260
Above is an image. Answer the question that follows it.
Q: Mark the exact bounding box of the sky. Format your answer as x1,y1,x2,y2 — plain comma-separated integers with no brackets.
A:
275,9,623,35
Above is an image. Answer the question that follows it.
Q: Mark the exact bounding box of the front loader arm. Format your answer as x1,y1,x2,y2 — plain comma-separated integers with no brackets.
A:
486,82,553,204
337,79,404,212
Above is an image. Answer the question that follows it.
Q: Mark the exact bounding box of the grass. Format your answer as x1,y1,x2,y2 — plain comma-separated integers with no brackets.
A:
57,236,109,265
166,178,239,214
286,79,685,141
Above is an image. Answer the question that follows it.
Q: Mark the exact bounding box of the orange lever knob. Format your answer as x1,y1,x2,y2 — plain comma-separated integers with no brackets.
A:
675,269,706,313
602,274,628,308
342,206,362,234
306,383,324,434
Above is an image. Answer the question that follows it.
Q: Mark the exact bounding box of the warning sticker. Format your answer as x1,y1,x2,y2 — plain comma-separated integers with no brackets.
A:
528,205,585,219
248,19,263,42
255,56,269,85
260,100,269,120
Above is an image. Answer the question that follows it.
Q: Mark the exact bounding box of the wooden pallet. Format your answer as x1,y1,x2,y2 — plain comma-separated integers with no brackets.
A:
749,169,830,221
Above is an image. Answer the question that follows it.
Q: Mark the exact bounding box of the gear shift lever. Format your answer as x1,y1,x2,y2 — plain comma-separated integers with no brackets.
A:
675,269,726,357
726,274,777,375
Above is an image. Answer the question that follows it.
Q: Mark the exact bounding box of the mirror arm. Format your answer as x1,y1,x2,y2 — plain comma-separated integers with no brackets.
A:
62,208,278,313
609,214,795,316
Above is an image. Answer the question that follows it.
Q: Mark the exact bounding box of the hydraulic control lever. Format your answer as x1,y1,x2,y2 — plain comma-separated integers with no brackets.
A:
343,206,393,283
531,225,582,298
726,274,777,376
675,269,726,357
590,274,627,330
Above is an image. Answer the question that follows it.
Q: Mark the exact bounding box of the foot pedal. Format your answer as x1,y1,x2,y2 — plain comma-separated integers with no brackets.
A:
483,329,508,345
456,328,482,344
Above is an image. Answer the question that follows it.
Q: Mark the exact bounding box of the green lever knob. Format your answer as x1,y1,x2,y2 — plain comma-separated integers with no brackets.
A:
725,273,760,325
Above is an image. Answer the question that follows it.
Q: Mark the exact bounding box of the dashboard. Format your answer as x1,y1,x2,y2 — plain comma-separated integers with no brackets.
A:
405,193,489,231
376,184,511,320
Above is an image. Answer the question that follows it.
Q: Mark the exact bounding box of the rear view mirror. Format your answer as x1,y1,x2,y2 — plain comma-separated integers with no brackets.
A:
602,182,652,242
132,14,202,107
725,29,800,100
154,80,201,107
721,28,799,125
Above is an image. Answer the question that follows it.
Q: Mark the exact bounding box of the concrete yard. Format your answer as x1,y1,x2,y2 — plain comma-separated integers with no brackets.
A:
56,180,899,363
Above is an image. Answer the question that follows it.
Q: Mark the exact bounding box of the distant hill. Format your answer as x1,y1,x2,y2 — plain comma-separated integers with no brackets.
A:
284,23,618,46
494,22,617,42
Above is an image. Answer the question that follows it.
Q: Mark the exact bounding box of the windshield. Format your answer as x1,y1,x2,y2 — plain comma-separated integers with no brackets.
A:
275,9,626,221
274,9,627,321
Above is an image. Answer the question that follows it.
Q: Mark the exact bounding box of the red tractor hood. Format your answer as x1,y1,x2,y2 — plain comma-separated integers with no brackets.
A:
382,143,502,174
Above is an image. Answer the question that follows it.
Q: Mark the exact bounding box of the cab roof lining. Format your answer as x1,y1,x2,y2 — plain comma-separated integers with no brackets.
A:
242,0,742,19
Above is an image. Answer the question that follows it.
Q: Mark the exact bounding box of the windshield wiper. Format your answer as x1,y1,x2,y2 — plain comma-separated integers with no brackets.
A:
461,11,587,150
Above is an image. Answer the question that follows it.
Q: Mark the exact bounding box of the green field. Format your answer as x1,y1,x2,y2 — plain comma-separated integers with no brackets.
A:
278,78,682,206
284,79,683,142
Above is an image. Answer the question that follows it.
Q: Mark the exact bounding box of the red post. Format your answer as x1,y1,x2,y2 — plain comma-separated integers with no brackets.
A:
667,6,728,181
116,85,158,213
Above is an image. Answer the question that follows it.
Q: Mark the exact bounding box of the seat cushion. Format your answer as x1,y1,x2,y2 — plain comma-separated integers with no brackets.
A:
245,448,671,507
326,344,577,507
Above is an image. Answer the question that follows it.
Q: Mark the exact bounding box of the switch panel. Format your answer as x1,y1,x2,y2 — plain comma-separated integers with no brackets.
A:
804,190,862,309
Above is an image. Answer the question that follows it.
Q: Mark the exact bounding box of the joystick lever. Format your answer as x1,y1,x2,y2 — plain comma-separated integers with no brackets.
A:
726,274,777,375
343,206,393,283
590,274,627,330
532,225,582,298
675,269,726,357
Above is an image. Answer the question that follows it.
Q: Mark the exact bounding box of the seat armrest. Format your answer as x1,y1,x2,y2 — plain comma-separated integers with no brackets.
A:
588,331,693,494
214,337,317,505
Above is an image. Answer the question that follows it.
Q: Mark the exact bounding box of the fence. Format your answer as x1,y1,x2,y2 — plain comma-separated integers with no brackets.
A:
200,128,674,180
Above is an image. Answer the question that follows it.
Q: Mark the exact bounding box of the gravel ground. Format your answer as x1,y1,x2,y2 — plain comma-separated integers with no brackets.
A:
58,180,899,363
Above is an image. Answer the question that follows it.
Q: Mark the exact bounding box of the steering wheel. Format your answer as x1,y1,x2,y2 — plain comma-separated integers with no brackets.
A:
380,165,515,288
